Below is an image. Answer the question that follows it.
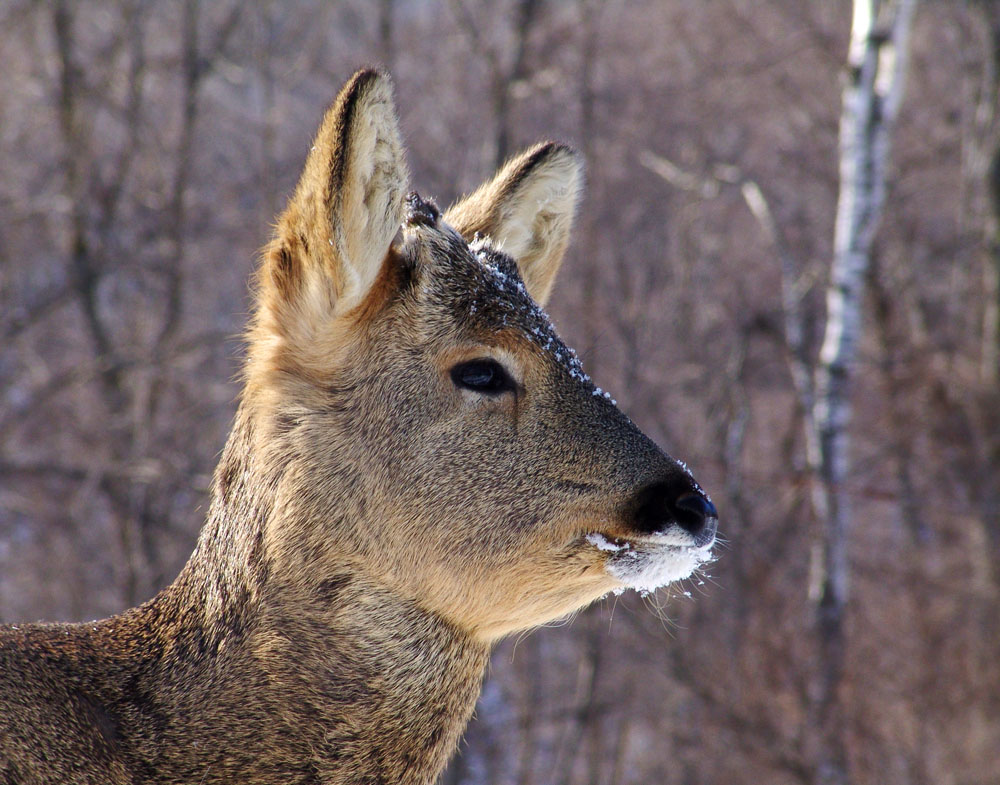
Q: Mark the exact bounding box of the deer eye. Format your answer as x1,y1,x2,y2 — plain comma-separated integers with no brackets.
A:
450,359,514,395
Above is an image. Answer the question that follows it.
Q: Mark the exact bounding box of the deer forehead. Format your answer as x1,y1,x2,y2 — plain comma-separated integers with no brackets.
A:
400,222,595,389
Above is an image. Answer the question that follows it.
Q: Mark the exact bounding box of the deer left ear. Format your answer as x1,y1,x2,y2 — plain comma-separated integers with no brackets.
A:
444,143,583,306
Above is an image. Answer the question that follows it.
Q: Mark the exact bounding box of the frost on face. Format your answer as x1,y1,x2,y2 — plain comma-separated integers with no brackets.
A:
598,538,715,595
464,238,617,404
450,234,710,597
587,531,714,596
585,533,630,552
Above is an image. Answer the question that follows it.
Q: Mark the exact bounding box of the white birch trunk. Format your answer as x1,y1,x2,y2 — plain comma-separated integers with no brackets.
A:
809,2,917,784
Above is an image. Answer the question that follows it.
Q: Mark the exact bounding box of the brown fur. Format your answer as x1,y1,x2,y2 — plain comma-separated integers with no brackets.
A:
0,69,718,784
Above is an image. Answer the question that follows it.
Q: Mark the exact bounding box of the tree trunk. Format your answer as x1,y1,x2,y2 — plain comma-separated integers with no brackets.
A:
808,2,917,784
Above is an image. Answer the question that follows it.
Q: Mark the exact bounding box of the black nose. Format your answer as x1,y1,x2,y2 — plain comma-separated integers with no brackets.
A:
633,483,718,547
673,492,718,546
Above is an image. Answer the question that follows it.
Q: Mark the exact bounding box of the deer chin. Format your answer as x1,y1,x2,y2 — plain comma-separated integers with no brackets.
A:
585,532,715,594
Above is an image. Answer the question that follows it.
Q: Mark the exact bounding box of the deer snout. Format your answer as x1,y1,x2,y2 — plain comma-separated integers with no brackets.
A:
632,481,718,548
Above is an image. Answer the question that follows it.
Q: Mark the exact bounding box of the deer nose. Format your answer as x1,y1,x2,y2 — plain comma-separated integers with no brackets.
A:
633,483,718,547
673,492,718,546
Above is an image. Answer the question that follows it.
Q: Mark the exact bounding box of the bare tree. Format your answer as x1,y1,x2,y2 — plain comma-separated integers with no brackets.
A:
808,2,917,784
4,2,1000,783
448,0,543,170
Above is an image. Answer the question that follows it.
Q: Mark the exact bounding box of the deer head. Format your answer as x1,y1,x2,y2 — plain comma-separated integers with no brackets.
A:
244,69,717,643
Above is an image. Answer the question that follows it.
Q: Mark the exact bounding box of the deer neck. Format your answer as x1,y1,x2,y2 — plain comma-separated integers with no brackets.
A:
250,575,491,784
125,412,492,784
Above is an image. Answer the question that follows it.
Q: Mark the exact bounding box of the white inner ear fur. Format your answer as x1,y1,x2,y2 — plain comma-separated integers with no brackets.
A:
334,84,408,315
495,158,581,264
448,146,582,307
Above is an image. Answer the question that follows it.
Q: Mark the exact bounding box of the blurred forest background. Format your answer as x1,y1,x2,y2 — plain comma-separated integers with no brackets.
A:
1,1,998,784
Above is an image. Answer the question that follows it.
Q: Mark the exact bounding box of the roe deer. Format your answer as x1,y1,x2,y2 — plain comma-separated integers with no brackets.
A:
0,69,718,785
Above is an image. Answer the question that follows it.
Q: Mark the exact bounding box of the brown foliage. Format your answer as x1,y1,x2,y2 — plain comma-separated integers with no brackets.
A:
1,2,997,784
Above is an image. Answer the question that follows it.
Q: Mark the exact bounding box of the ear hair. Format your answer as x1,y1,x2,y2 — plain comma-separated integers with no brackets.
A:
262,69,408,326
444,143,583,306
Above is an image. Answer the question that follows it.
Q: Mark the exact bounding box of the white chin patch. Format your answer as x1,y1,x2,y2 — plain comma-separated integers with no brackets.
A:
586,533,714,594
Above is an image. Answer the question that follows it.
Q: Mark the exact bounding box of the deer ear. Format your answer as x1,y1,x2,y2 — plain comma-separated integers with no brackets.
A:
444,143,583,306
263,69,408,322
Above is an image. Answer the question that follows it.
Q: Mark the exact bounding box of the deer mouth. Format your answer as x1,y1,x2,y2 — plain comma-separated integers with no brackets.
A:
585,531,715,593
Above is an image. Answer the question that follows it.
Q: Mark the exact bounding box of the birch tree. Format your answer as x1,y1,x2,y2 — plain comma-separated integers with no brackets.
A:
809,2,917,784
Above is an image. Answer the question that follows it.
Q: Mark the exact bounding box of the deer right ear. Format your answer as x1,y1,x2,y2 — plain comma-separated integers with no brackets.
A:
444,143,583,306
260,69,408,329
